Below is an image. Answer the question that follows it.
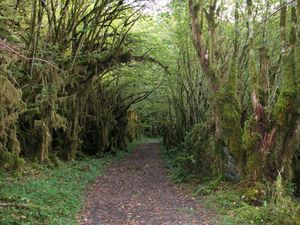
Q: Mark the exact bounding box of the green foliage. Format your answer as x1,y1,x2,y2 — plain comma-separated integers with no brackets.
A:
0,0,151,168
187,123,222,177
0,0,300,223
161,123,222,183
160,146,193,183
196,175,300,225
194,176,223,195
242,182,267,205
161,122,224,183
163,141,300,224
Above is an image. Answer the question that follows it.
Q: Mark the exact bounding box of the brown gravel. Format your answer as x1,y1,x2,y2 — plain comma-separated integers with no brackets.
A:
78,142,212,225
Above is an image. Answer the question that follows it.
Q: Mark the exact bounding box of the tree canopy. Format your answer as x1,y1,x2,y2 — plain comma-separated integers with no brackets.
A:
1,0,300,223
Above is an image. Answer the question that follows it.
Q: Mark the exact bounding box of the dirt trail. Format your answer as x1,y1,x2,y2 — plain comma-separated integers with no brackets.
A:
78,142,212,225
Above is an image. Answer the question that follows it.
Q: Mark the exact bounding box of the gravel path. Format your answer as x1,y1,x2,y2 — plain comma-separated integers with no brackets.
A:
78,142,212,225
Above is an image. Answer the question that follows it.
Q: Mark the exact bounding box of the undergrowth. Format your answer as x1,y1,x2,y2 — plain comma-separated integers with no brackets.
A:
161,144,300,225
200,176,300,225
0,137,153,225
160,146,194,183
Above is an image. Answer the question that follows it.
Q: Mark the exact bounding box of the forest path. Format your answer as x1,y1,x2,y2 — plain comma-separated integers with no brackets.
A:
78,142,211,225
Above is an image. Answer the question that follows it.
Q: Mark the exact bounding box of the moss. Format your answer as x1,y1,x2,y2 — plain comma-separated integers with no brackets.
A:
9,125,21,156
50,111,68,131
13,157,25,171
242,116,262,176
176,122,222,177
0,75,22,109
0,150,14,166
0,76,23,169
215,83,242,159
273,88,298,126
242,116,261,150
273,49,298,127
0,150,25,172
34,120,52,162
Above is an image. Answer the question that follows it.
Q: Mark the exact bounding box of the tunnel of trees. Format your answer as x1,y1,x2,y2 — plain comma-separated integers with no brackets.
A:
1,0,300,222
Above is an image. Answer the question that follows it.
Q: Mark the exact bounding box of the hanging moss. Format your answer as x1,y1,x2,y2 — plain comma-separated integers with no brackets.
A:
66,108,80,160
127,110,141,141
0,75,22,109
50,111,68,131
0,74,24,170
8,125,21,155
34,120,52,162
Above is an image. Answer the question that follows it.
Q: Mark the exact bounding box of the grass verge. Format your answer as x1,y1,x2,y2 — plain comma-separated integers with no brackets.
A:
0,137,153,225
160,144,300,225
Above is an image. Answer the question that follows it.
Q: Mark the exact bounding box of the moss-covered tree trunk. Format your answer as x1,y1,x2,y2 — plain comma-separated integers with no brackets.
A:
189,0,242,179
242,0,300,181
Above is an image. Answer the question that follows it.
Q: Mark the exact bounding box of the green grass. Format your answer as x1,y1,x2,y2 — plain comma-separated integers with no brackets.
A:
0,137,154,225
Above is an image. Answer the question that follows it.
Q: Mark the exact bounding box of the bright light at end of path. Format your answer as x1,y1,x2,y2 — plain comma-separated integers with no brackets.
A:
154,0,170,7
143,0,171,14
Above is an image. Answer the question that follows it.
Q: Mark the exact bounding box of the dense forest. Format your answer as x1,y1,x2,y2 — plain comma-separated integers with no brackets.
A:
1,0,300,224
